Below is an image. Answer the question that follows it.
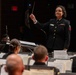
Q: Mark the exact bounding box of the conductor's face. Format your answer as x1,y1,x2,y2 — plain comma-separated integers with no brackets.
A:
55,7,63,19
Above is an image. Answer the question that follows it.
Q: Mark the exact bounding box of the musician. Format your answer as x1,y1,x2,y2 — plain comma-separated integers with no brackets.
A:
32,45,60,75
2,38,21,59
30,5,71,52
0,34,10,44
32,45,48,66
0,34,10,53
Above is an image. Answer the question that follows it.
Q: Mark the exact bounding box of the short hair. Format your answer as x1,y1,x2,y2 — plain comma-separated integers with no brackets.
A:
9,38,21,52
33,45,48,61
56,5,67,18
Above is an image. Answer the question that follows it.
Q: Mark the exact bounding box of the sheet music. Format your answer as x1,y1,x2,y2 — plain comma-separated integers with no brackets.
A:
0,59,6,65
48,59,73,73
0,53,5,58
1,65,8,75
54,50,69,59
65,59,73,71
55,59,73,71
29,59,35,65
18,54,29,65
48,60,66,73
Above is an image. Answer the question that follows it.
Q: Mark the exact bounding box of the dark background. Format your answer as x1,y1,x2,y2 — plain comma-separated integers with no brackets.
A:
0,0,76,52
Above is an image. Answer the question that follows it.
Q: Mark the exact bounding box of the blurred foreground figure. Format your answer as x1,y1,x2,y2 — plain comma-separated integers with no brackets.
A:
5,54,25,75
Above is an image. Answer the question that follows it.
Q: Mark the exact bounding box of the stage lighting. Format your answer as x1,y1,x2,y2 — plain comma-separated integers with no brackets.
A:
11,6,18,11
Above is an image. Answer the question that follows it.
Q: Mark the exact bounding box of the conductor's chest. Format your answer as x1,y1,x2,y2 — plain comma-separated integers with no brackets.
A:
49,22,65,33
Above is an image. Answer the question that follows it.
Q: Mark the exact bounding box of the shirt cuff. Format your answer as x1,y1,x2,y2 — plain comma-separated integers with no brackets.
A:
34,20,38,24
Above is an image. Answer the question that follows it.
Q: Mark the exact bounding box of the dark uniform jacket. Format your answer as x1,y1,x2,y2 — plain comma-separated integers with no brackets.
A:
0,43,9,53
36,18,71,52
33,62,47,66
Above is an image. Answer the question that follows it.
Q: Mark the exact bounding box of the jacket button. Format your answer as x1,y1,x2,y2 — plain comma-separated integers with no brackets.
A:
55,26,57,28
53,37,55,38
54,33,55,35
54,30,56,32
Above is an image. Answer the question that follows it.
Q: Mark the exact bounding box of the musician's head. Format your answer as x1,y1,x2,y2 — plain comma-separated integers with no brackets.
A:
32,45,48,63
55,5,67,19
5,54,25,75
1,34,10,44
9,38,21,54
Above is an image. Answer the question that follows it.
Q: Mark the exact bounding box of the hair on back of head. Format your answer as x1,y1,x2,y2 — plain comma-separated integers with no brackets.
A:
34,45,48,61
9,38,21,52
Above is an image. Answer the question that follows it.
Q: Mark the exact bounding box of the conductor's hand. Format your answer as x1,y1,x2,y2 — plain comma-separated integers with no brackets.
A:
30,14,37,23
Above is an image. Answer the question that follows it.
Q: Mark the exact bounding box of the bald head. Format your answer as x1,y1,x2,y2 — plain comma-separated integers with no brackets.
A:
5,54,24,75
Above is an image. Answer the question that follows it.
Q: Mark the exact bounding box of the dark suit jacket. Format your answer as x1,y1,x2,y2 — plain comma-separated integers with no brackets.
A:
0,43,9,53
36,18,71,52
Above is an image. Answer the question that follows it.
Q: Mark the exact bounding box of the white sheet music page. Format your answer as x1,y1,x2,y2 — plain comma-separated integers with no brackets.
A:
48,61,66,73
1,65,8,75
54,50,69,59
18,54,29,65
0,59,6,65
29,59,35,65
0,53,5,58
